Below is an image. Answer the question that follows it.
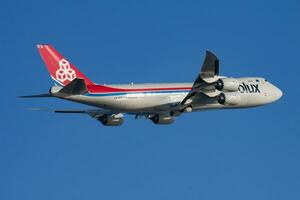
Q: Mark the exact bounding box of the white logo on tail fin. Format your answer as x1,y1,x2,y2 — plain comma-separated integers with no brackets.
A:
56,59,76,83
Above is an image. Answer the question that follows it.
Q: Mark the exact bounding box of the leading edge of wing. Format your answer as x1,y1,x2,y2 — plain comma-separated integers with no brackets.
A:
27,107,117,119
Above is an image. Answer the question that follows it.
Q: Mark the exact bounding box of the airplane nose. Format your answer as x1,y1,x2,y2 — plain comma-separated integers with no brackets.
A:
274,87,283,100
267,83,283,103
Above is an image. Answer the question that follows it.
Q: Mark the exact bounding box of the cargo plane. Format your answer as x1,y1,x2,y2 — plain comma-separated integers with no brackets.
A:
21,45,283,126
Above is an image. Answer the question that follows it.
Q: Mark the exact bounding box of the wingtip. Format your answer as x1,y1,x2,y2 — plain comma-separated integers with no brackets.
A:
205,49,218,59
205,49,215,54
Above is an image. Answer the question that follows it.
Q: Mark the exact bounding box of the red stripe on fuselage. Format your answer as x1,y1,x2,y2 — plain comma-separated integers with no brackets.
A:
87,84,192,93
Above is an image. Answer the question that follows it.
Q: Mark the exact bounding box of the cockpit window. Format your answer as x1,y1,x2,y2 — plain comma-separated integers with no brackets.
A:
264,79,268,82
256,79,260,82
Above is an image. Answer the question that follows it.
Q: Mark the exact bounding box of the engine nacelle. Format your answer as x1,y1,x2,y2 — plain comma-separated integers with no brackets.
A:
218,92,241,105
151,116,174,125
98,116,124,126
215,78,239,92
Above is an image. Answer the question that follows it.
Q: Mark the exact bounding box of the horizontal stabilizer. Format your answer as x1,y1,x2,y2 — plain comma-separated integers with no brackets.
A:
19,93,53,98
59,78,88,95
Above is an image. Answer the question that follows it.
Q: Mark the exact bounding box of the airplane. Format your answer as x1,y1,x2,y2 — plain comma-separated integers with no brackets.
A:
20,44,283,126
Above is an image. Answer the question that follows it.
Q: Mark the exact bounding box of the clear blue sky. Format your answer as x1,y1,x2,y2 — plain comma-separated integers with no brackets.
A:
1,0,299,199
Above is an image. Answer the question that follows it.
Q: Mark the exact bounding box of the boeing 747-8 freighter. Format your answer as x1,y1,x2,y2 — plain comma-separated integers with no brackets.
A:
21,45,282,126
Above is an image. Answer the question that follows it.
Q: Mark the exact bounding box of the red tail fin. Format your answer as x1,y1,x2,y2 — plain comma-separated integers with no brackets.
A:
37,44,94,86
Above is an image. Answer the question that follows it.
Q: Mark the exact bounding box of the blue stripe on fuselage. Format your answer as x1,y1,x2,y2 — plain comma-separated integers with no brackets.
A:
51,78,191,96
85,90,190,97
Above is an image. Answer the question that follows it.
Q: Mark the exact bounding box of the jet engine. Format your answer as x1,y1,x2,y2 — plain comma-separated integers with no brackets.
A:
151,115,175,125
215,78,239,92
217,92,241,105
98,116,124,126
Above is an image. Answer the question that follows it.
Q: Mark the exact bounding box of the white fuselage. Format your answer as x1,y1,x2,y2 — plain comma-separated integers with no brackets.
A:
52,77,282,114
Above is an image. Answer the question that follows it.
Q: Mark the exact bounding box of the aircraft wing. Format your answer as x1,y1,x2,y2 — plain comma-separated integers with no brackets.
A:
30,107,118,120
54,108,119,119
200,50,219,78
181,50,220,106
